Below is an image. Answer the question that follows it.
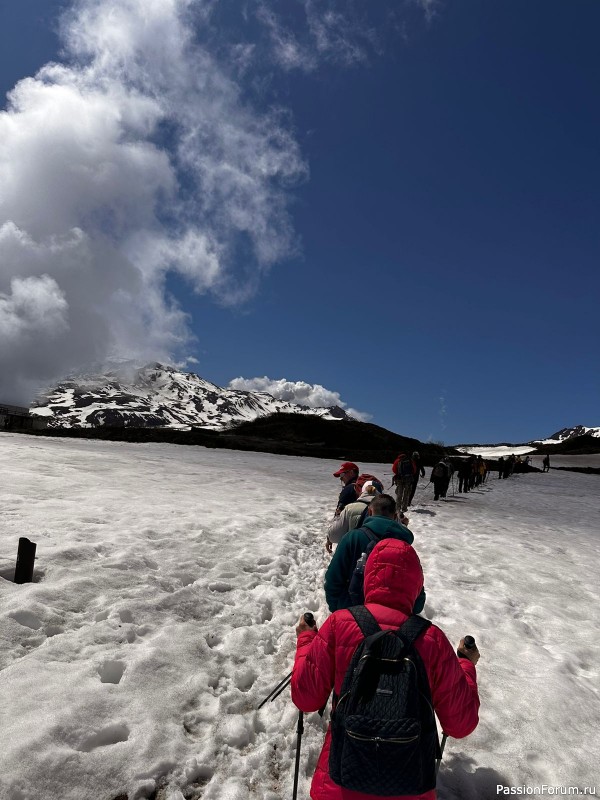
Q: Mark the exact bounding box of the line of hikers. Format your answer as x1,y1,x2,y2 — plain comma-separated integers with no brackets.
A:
288,457,482,800
326,453,482,552
497,453,540,478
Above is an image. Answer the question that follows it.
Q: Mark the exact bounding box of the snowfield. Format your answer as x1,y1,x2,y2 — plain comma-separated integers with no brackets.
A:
0,433,598,800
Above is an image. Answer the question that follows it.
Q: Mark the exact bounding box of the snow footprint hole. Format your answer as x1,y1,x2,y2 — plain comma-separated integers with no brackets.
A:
77,722,130,752
98,660,126,684
184,761,214,786
261,599,273,622
205,632,222,649
234,668,257,692
208,581,233,593
9,611,43,630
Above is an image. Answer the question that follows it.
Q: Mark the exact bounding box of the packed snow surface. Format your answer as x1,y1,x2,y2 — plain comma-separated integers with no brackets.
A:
0,434,598,800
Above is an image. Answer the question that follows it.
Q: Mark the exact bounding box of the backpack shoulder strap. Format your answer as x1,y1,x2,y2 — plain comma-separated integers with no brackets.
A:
395,615,439,752
357,504,370,527
348,605,381,638
356,525,379,544
395,614,431,647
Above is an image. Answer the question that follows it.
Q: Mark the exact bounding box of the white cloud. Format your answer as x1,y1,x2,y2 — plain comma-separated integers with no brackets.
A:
254,0,380,73
0,0,306,402
0,275,68,339
0,0,435,404
439,389,447,431
415,0,440,24
228,375,371,421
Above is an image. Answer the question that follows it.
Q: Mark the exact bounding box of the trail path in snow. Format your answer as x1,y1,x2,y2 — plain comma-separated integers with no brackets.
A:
0,435,598,800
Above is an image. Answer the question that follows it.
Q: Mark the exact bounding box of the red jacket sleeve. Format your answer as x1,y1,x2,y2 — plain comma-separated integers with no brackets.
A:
291,617,337,713
423,627,480,739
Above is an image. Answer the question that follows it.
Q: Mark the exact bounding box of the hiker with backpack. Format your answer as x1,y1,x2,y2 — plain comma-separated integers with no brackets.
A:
326,477,385,553
456,456,472,493
332,462,360,515
497,456,505,478
292,538,480,800
324,493,424,613
407,450,426,507
431,457,452,501
392,452,417,515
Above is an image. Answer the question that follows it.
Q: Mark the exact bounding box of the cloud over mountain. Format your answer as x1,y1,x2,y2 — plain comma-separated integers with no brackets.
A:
0,0,432,405
0,0,306,403
228,375,371,421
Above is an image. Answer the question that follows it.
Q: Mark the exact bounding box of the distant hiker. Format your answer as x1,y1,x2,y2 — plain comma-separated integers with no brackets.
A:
497,456,505,478
332,462,359,515
457,456,472,493
468,456,478,491
292,539,481,800
407,450,426,507
502,456,513,480
324,493,424,613
326,478,384,552
481,457,489,482
392,452,417,515
475,456,486,486
431,457,453,501
542,455,550,472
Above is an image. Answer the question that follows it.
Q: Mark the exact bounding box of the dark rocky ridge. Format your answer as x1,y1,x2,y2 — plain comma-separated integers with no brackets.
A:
27,412,455,465
532,435,600,455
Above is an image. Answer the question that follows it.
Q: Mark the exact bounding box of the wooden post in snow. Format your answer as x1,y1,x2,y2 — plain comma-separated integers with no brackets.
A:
14,537,36,584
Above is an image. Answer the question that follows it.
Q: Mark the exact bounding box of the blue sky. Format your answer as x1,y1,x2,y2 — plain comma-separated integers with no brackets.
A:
0,0,598,444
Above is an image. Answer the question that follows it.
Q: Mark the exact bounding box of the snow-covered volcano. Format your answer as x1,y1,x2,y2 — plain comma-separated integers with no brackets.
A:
534,425,600,445
30,363,352,429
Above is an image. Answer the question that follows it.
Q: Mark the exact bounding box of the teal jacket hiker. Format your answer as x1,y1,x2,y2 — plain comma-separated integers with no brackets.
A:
324,515,426,613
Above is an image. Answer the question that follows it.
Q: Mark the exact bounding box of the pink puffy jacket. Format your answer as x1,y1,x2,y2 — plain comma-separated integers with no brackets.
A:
291,539,480,800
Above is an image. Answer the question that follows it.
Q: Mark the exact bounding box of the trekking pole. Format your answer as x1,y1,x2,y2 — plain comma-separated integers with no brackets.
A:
436,733,448,776
292,710,304,800
437,635,477,776
258,672,292,709
290,613,316,800
417,480,432,497
258,613,316,709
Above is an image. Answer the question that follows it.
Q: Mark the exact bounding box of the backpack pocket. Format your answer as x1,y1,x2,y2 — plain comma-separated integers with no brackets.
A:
338,715,422,795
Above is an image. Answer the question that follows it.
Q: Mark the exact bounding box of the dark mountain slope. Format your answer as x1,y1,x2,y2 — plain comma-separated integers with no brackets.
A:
28,412,455,464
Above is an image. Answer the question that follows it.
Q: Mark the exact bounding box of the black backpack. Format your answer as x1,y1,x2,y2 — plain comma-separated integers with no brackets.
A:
432,462,448,479
396,457,415,479
329,607,440,796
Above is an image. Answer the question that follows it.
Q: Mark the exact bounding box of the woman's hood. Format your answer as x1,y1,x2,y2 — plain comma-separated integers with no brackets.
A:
363,538,424,614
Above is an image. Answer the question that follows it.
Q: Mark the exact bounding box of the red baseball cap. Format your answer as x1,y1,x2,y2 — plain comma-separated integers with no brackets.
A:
333,462,359,477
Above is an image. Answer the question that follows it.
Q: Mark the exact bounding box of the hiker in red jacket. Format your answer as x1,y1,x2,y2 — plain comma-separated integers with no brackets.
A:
291,539,480,800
